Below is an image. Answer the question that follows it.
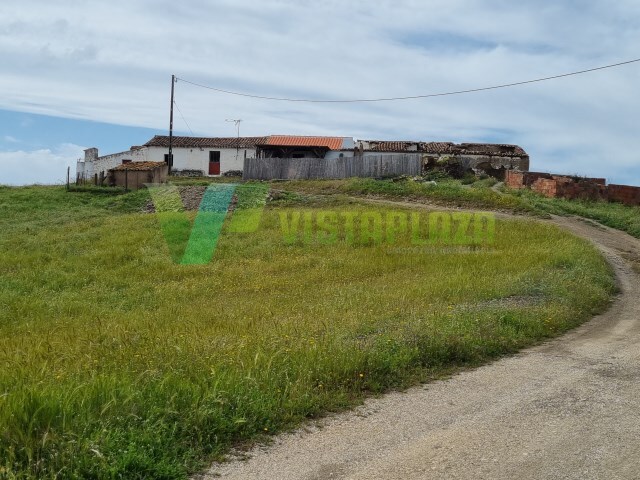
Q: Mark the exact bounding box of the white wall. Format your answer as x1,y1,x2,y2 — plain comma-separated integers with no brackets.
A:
76,149,147,180
76,145,257,181
145,146,255,174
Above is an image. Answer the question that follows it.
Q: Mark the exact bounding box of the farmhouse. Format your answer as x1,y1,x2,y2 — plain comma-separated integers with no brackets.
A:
143,135,267,175
76,136,267,183
76,134,529,183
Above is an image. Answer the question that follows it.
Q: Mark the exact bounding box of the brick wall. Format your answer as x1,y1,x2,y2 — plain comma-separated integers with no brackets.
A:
531,178,558,198
552,175,606,186
505,170,525,189
608,184,640,206
506,169,640,206
505,170,561,189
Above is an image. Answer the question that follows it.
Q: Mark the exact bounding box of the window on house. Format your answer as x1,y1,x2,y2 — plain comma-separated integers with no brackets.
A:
209,151,221,163
164,154,173,164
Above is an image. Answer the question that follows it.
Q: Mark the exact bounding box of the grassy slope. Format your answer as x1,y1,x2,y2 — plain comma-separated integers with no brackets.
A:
278,177,640,239
0,185,615,479
280,177,539,214
508,187,640,238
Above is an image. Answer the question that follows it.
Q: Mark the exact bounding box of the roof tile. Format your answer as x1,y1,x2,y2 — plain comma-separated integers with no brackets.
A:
144,135,268,149
262,136,345,150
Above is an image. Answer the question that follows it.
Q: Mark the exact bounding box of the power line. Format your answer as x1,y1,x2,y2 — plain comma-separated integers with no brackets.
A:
173,100,195,135
176,57,640,103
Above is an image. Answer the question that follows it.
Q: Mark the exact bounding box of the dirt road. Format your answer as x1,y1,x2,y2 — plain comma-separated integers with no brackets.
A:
202,215,640,480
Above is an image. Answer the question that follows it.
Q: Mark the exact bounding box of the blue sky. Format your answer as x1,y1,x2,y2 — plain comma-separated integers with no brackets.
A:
0,110,169,185
1,0,639,185
0,109,160,153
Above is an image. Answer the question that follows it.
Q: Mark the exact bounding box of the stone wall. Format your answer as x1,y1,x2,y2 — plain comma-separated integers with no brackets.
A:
171,169,205,177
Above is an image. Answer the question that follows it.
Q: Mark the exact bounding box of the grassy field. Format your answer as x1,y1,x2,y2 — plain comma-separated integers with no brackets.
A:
278,176,640,239
0,184,615,479
279,177,539,214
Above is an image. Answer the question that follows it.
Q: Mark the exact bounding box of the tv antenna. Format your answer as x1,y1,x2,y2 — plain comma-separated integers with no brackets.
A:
226,119,242,165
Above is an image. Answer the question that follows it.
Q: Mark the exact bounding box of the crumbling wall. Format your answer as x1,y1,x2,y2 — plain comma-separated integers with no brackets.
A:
505,170,640,206
505,171,551,189
608,184,640,206
531,178,559,198
422,154,528,180
462,154,529,177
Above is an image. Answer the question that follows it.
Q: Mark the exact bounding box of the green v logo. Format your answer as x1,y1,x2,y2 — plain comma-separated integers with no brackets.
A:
147,183,268,265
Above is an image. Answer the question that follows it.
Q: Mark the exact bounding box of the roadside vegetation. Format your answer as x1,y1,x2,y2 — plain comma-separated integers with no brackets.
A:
280,175,640,240
508,187,640,239
0,184,616,478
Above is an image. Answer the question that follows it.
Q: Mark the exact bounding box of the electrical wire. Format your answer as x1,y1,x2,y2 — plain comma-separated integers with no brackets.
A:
174,100,195,135
176,57,640,103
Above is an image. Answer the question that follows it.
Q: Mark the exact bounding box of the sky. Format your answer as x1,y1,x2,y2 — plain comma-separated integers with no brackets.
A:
1,0,639,186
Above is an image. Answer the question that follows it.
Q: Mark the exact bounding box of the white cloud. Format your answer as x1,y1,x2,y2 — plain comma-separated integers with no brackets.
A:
0,1,639,184
0,143,85,185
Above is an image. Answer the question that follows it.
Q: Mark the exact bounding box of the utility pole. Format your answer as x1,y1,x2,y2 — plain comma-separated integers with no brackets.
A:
168,74,176,174
226,119,242,166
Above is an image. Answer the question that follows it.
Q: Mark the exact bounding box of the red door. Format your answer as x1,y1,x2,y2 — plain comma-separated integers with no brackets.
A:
209,151,221,175
209,161,220,175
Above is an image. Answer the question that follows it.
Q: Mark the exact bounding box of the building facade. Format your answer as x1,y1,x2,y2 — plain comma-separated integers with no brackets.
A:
76,135,529,183
143,136,266,175
76,136,267,182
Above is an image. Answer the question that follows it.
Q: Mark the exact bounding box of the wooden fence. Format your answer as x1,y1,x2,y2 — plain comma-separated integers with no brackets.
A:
242,154,422,180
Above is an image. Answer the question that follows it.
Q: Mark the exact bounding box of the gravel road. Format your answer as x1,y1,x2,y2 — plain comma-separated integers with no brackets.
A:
200,214,640,480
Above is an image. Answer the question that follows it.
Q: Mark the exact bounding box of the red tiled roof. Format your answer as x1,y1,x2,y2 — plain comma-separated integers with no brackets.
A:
144,135,268,149
110,161,166,171
261,136,345,150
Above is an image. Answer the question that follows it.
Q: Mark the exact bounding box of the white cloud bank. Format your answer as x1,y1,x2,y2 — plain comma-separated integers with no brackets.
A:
0,144,85,186
1,0,639,184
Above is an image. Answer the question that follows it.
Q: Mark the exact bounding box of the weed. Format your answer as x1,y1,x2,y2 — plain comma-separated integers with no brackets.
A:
0,184,615,478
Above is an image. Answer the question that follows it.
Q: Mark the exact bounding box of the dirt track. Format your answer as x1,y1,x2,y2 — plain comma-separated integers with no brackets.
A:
202,213,640,480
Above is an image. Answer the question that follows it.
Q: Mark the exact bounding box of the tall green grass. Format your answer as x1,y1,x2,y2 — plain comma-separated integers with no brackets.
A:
282,177,640,240
0,186,615,478
509,188,640,239
282,177,539,214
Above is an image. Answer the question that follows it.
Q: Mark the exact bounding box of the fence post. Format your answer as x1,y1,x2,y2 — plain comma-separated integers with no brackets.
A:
66,166,70,191
125,169,129,192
